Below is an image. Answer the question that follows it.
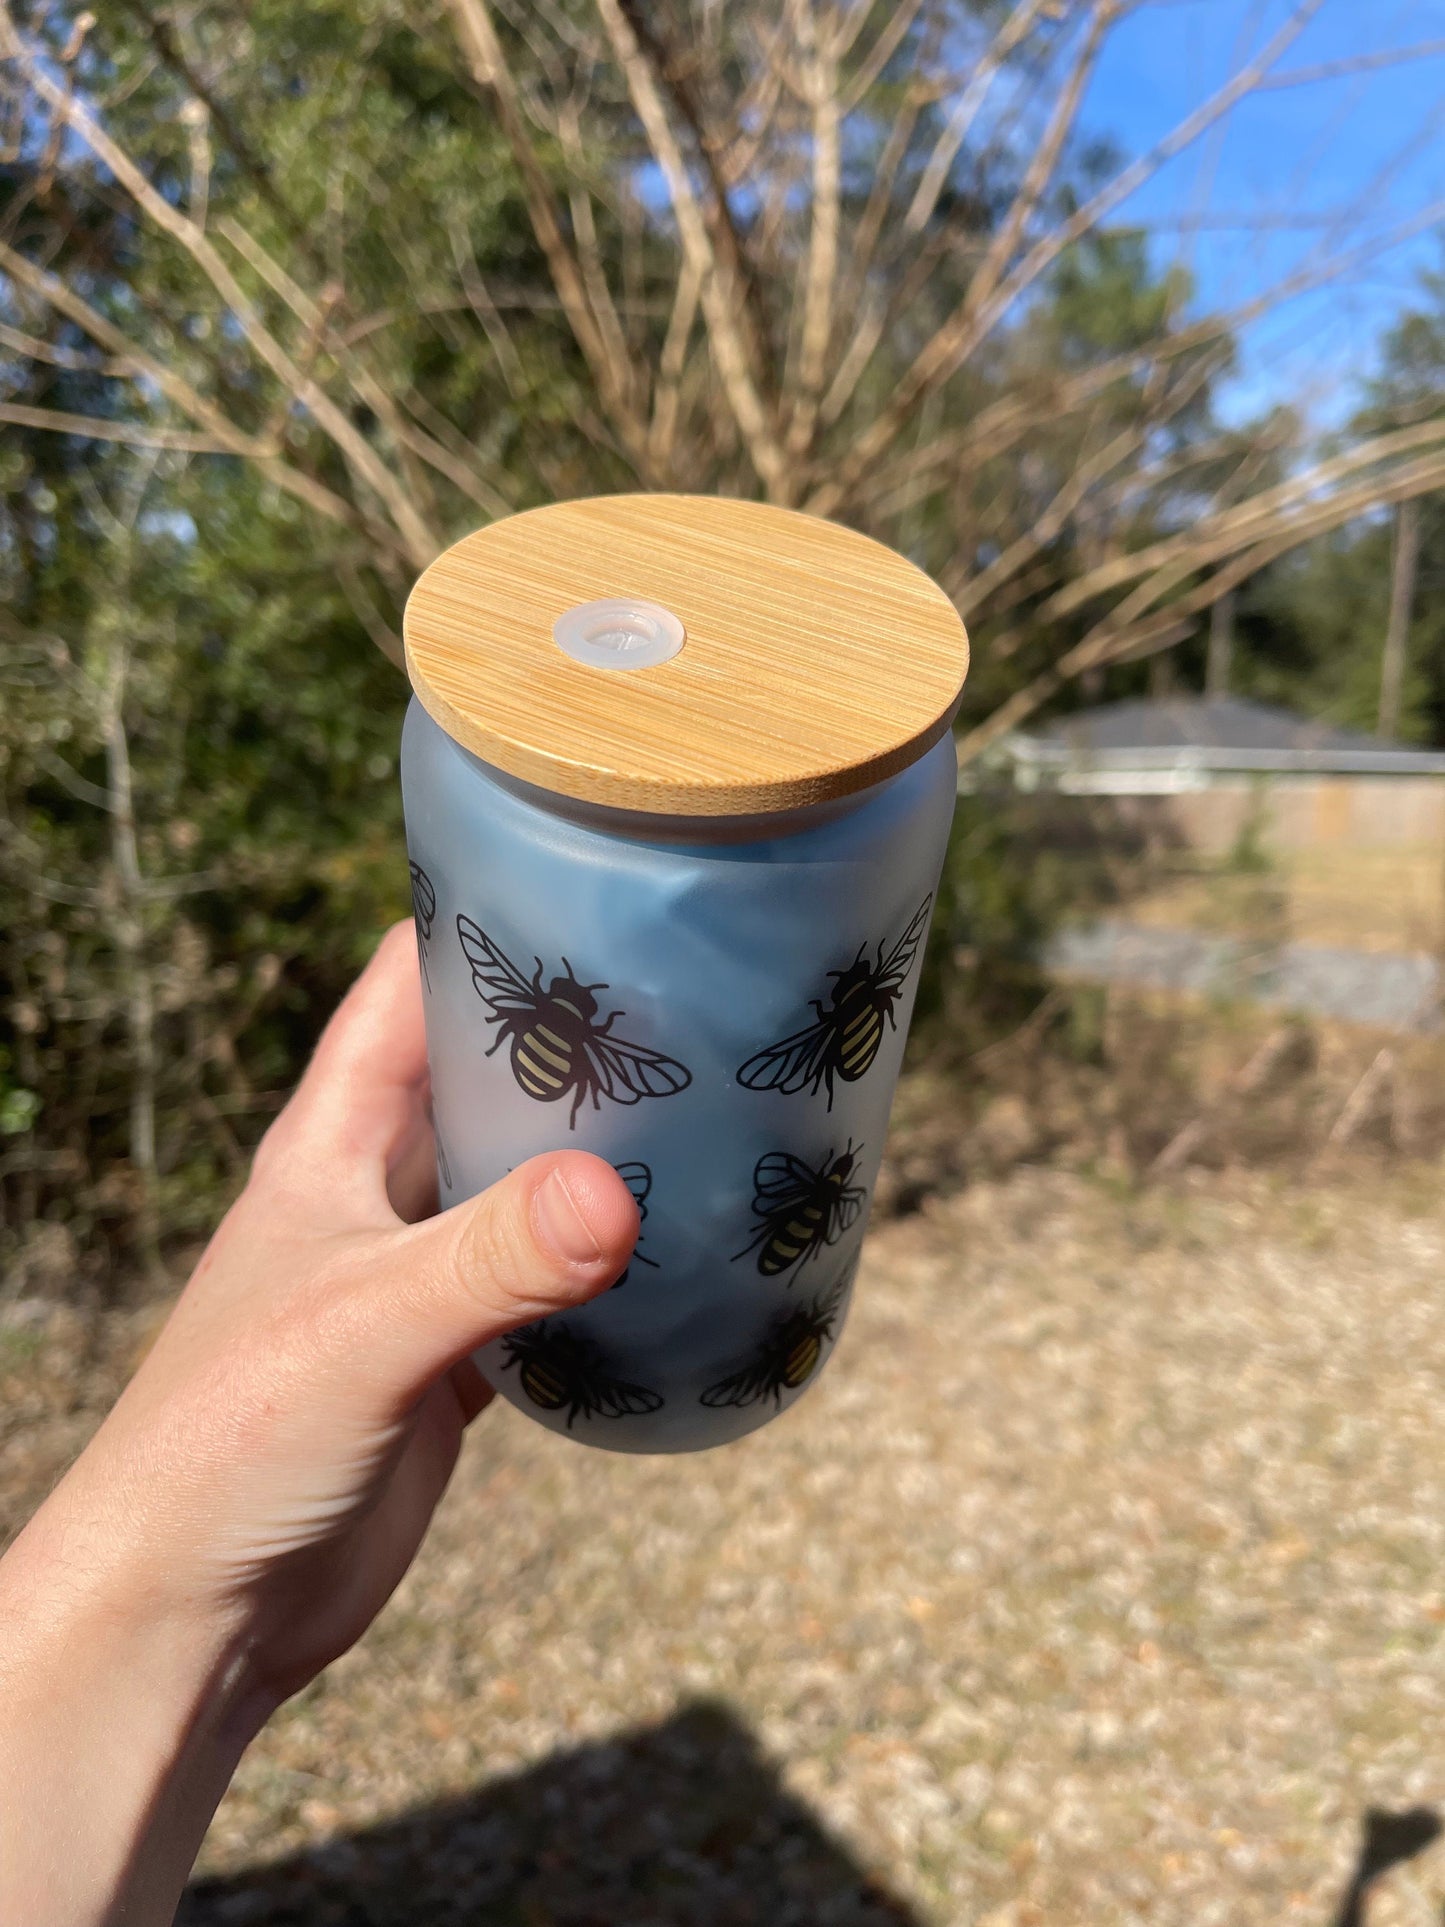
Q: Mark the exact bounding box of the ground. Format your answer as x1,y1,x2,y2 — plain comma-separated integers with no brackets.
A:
7,1157,1445,1925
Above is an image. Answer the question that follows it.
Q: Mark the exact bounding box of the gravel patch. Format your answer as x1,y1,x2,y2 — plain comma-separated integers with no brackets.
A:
1049,919,1441,1031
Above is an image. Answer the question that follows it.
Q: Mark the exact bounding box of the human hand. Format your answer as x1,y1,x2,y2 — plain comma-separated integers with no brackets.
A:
0,921,639,1927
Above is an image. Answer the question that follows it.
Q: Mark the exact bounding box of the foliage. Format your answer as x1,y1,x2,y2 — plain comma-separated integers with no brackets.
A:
1237,248,1445,744
1,455,410,1289
913,783,1134,1056
2,2,1444,1285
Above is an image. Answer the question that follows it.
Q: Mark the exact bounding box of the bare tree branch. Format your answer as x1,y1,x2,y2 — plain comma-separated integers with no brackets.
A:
1045,415,1445,622
0,238,391,552
786,1,841,457
615,0,777,397
0,401,237,452
1259,38,1445,89
958,453,1445,763
1,10,443,566
592,0,790,498
442,0,653,475
808,0,1326,516
649,255,702,472
904,0,1056,234
112,0,305,243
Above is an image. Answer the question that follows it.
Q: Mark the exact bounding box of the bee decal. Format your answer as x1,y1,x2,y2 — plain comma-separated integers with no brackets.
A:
737,895,933,1110
499,1321,665,1429
733,1142,867,1284
700,1273,850,1410
457,915,692,1129
410,861,437,990
612,1161,659,1288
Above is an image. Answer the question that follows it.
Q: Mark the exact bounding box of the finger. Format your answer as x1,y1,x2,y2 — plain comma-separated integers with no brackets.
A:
318,1152,640,1414
255,921,430,1204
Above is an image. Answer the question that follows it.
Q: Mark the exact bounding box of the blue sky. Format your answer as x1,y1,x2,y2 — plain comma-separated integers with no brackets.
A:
1079,0,1445,426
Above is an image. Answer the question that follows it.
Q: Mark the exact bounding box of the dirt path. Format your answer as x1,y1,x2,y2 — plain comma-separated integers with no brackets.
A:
10,1166,1445,1923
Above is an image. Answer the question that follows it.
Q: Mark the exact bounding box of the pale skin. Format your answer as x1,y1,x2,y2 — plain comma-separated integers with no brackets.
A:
0,922,641,1926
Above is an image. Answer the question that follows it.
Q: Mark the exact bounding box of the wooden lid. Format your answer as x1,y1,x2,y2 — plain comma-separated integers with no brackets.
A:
403,494,968,816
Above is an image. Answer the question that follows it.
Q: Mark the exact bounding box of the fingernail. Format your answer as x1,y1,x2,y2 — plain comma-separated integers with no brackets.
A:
534,1168,604,1265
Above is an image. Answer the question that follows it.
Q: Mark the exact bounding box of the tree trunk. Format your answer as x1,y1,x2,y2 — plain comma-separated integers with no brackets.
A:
1205,589,1235,696
1377,497,1421,740
101,636,163,1285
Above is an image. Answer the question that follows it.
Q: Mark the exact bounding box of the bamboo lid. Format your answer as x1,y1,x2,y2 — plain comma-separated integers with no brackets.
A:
403,494,968,816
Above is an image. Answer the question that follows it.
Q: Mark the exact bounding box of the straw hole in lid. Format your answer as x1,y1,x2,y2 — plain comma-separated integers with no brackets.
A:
552,596,685,670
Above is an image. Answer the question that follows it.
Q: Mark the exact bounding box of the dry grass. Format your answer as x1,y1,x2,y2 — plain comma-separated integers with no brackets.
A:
9,1150,1445,1924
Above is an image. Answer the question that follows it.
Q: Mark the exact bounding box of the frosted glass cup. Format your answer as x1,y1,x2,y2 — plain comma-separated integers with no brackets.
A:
399,496,969,1452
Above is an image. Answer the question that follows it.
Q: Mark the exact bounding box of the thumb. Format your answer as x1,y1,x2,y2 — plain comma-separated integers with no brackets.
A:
344,1152,640,1411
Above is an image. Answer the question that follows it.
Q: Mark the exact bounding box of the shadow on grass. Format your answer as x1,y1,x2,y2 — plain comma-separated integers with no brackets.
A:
1332,1805,1441,1927
178,1698,921,1927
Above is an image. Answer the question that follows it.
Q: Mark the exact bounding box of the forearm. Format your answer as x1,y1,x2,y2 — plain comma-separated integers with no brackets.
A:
0,930,631,1922
0,1500,271,1927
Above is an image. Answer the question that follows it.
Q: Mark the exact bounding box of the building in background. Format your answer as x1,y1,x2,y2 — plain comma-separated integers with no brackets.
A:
1000,697,1445,855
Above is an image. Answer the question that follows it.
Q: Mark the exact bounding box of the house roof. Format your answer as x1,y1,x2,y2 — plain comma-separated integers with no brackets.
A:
1009,696,1445,777
1038,696,1379,755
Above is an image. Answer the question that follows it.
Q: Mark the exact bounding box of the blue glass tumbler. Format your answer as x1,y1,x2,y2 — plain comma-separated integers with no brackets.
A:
400,495,968,1452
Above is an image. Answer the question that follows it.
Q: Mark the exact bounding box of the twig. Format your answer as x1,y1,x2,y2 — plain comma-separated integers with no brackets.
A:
1149,1025,1298,1178
904,0,1055,234
1322,1049,1395,1151
0,403,237,453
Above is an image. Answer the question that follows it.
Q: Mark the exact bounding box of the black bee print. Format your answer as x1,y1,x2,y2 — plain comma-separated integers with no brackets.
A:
410,861,437,990
737,895,933,1110
700,1273,849,1410
499,1321,665,1429
733,1142,867,1284
457,916,692,1130
612,1161,658,1289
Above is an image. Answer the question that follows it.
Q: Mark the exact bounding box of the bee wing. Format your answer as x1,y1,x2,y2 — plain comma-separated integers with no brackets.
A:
832,1183,868,1236
409,861,436,939
736,1016,834,1095
753,1150,819,1202
876,892,934,993
615,1162,656,1268
616,1160,652,1210
456,914,535,1013
584,1032,692,1105
595,1376,665,1418
699,1361,769,1409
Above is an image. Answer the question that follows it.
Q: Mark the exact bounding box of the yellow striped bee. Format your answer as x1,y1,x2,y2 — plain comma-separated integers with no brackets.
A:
410,861,437,990
457,916,692,1128
700,1273,849,1410
612,1161,658,1288
498,1321,664,1429
733,1142,867,1284
737,894,933,1111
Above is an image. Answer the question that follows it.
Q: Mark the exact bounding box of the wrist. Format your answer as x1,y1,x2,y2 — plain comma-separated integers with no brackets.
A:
0,1496,273,1927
